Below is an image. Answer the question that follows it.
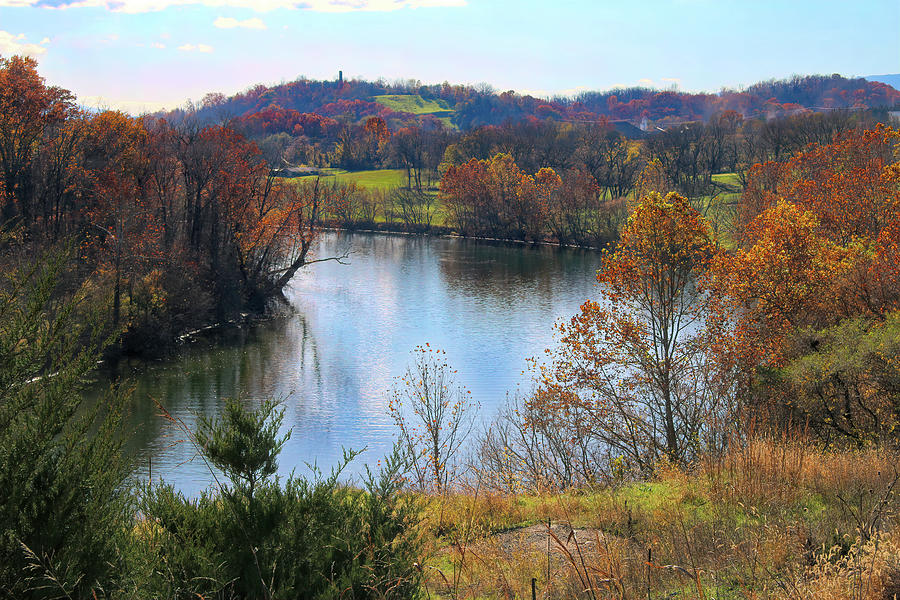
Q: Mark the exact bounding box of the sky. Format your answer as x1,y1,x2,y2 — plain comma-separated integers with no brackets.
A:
0,0,898,113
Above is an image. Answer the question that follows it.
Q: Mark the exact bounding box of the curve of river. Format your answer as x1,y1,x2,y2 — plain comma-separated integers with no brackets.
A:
97,232,603,495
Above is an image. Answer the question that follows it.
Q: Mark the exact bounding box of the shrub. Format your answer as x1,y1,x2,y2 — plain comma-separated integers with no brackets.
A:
135,399,423,599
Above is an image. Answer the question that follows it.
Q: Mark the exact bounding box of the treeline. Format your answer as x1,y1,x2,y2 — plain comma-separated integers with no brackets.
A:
0,56,350,354
182,73,900,179
173,72,900,133
310,106,884,246
1,53,896,350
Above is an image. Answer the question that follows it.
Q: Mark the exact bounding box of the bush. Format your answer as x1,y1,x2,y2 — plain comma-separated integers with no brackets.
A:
134,399,423,599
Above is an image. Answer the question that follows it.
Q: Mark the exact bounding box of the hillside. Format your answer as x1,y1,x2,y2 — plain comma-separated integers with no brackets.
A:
166,73,900,135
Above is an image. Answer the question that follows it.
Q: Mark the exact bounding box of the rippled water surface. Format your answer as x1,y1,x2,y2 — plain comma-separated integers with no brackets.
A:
99,232,604,495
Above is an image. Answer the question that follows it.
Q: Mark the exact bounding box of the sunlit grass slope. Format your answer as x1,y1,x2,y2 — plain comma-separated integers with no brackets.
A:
373,94,457,129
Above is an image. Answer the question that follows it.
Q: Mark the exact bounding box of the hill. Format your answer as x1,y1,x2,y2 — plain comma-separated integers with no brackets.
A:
164,73,900,137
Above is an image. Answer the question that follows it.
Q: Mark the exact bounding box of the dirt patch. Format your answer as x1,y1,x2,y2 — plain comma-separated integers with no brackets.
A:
492,522,627,557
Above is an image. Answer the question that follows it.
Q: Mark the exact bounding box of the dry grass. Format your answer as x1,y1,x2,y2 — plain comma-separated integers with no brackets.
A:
782,529,900,600
418,438,900,599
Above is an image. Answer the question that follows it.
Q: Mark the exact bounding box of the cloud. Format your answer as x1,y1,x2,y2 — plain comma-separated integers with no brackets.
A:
214,16,266,29
178,43,213,52
638,78,654,86
0,31,48,56
5,0,466,12
151,41,166,48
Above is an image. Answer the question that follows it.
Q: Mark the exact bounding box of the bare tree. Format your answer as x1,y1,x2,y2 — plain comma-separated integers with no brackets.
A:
389,346,478,492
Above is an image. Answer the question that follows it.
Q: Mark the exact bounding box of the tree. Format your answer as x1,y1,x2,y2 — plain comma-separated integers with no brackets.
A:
389,346,477,492
439,153,556,241
392,126,427,190
713,126,900,444
82,110,156,330
0,56,74,229
0,248,130,598
531,192,732,469
142,399,423,599
719,125,900,363
196,397,290,502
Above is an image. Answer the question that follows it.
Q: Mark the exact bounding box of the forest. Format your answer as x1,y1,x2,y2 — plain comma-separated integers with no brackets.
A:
3,51,900,598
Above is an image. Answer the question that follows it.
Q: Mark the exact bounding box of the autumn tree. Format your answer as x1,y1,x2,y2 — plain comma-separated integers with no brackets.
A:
392,126,427,190
81,110,156,329
362,115,390,167
715,125,900,444
0,55,74,230
0,55,353,354
574,125,643,201
440,153,556,241
532,192,732,470
722,126,900,353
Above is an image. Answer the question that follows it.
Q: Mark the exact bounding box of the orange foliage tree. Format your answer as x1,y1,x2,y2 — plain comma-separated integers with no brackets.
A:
720,126,900,357
714,126,900,444
531,192,734,471
440,153,555,241
0,55,337,350
0,56,75,229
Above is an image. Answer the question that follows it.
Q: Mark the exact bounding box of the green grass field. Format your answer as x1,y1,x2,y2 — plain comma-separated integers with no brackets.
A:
705,171,744,247
290,168,449,225
373,94,457,130
372,94,452,115
711,171,742,188
294,168,409,191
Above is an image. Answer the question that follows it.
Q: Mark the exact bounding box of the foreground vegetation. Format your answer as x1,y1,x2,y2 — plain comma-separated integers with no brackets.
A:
0,259,423,598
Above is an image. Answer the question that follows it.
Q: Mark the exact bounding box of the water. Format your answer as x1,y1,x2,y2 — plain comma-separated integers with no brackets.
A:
100,232,603,495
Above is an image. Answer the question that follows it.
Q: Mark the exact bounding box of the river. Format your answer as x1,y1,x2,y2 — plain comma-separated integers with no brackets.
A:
97,232,604,495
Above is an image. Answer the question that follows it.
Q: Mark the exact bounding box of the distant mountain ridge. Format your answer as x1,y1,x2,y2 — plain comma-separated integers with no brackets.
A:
866,74,900,91
169,73,900,135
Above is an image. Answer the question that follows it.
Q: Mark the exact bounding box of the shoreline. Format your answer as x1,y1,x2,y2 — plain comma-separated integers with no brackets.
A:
318,221,610,251
111,228,607,361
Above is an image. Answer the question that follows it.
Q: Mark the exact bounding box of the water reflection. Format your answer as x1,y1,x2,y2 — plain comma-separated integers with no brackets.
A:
94,232,603,496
